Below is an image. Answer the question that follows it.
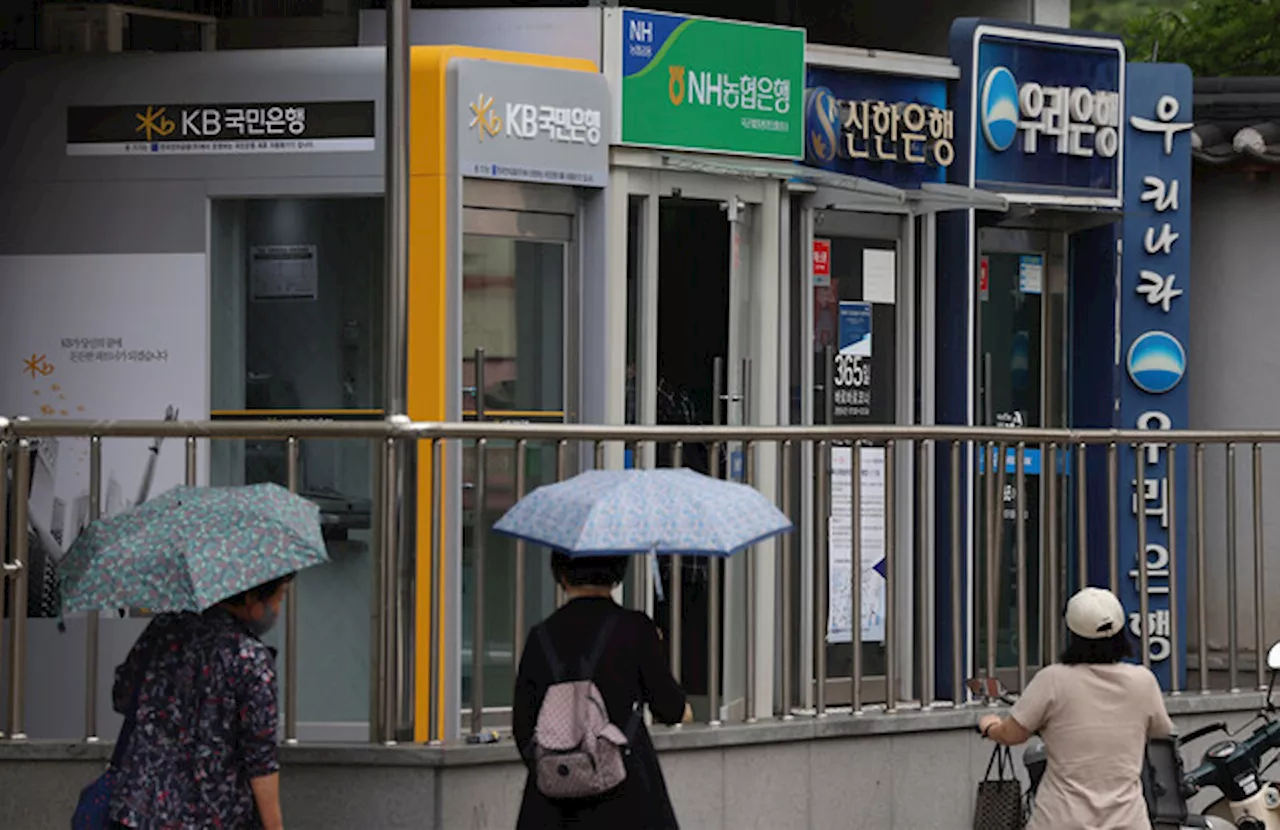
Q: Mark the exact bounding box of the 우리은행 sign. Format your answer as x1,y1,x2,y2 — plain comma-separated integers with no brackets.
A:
1117,62,1193,691
619,9,805,158
950,19,1126,204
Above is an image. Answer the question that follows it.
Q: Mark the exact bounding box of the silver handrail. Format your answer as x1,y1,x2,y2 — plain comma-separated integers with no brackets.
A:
3,415,1280,745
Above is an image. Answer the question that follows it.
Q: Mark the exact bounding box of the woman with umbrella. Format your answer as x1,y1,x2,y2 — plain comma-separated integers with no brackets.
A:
513,552,689,829
497,467,793,830
60,483,331,830
106,575,293,830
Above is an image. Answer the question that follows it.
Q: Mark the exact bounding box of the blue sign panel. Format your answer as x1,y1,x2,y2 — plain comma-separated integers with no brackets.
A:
804,67,951,189
950,19,1125,203
1118,63,1193,691
837,301,872,356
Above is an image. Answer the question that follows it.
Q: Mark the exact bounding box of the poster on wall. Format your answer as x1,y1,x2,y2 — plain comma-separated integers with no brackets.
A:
827,445,887,643
250,244,319,301
0,254,209,618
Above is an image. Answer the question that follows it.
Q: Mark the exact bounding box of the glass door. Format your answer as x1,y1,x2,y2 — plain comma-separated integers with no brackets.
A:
809,209,901,705
459,204,573,719
627,168,775,723
976,225,1068,681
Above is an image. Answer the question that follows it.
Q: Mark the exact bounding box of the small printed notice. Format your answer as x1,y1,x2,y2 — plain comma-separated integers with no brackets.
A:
827,445,887,643
1018,254,1044,295
838,301,872,357
250,244,318,301
862,249,896,305
813,238,832,287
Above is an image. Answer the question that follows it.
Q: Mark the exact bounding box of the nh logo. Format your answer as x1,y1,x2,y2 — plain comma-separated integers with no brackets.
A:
630,19,652,42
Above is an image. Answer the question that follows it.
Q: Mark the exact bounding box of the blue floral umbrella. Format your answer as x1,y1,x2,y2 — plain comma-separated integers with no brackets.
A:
58,483,329,615
492,468,792,557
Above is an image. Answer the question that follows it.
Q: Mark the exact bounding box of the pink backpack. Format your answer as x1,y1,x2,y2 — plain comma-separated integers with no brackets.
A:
531,616,638,800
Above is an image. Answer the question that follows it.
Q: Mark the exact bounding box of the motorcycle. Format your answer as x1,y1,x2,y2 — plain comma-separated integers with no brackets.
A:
967,676,1229,829
1179,641,1280,829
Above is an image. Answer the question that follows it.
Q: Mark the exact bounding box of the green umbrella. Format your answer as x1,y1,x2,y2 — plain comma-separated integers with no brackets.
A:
58,483,330,615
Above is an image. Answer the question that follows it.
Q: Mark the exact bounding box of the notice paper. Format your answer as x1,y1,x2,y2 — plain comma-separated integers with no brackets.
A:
250,244,319,301
1018,254,1043,295
826,445,887,643
862,249,896,304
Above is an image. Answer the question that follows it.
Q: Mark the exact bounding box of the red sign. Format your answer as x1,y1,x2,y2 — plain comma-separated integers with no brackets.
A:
813,238,831,283
979,256,990,299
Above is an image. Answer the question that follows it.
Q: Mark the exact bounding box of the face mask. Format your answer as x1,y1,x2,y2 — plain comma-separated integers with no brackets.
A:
245,603,279,638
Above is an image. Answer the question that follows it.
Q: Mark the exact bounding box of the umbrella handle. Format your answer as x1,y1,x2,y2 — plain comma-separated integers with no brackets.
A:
651,554,665,605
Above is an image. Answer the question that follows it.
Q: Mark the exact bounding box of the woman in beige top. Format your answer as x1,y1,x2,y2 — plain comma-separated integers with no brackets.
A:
978,587,1176,830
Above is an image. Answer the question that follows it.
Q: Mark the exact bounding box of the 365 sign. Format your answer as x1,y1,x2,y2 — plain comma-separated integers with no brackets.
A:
618,9,805,159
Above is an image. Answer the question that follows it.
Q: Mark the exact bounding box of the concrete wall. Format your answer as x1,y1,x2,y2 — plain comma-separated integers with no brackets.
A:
358,0,1073,58
1188,168,1280,665
0,692,1263,830
839,0,1070,55
0,48,386,742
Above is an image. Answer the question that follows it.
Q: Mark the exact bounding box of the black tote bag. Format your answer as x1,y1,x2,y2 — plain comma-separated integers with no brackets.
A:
973,744,1025,830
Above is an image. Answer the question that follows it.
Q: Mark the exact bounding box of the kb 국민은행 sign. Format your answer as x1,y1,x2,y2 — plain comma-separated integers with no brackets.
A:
66,101,376,156
453,58,610,188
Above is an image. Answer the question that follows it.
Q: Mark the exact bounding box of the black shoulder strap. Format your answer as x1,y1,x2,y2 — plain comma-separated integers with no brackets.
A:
581,615,620,680
538,612,621,685
536,624,566,684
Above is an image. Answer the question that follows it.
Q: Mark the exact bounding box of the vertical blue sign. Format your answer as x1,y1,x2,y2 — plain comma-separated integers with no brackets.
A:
1119,63,1193,690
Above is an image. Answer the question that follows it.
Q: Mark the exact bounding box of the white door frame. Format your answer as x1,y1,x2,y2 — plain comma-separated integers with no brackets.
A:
610,150,781,721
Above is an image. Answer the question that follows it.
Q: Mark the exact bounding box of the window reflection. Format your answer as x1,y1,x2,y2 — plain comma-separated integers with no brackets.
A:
459,234,567,714
209,196,382,737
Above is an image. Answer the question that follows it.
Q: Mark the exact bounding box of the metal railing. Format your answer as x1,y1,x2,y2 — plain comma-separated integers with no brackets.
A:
2,416,1278,744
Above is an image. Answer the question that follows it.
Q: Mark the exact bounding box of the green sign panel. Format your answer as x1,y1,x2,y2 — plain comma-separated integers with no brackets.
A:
620,9,806,159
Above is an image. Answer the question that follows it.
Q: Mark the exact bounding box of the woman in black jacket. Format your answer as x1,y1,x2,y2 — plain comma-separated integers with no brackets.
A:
513,553,689,830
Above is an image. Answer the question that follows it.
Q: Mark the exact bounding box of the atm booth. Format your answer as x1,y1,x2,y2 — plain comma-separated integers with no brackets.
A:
934,20,1194,693
0,45,611,742
790,47,1010,709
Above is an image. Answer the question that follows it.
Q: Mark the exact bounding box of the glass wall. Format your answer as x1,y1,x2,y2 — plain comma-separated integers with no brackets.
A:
210,196,383,738
459,230,569,715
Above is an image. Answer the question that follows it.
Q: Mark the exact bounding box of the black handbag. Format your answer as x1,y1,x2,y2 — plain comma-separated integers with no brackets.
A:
973,744,1025,830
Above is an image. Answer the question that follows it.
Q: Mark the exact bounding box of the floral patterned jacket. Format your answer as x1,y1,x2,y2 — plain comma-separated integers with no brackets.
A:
108,610,279,830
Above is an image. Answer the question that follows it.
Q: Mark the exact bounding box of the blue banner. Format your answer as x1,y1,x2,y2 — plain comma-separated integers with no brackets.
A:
949,19,1125,202
975,445,1076,477
1118,63,1193,690
803,67,951,189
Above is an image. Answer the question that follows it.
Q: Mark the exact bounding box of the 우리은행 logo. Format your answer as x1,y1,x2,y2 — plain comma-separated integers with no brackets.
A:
980,66,1020,152
1127,331,1186,394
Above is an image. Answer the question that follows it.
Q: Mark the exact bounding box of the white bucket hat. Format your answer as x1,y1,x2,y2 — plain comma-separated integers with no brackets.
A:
1066,587,1127,639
